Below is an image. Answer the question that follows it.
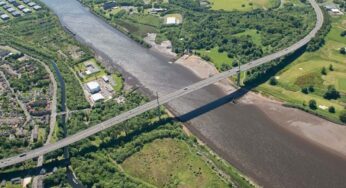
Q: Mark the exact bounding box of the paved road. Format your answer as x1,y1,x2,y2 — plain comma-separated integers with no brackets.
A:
0,0,323,169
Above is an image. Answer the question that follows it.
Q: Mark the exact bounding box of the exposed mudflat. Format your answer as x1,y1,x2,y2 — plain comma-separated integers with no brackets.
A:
42,1,346,187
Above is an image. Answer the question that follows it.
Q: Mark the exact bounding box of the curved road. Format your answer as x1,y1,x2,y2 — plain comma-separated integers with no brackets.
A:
0,0,323,169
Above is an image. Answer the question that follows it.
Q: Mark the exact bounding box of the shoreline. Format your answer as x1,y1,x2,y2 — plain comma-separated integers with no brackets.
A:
175,54,346,159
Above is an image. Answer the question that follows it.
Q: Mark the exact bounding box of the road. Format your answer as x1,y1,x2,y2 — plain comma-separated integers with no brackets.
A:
0,0,323,169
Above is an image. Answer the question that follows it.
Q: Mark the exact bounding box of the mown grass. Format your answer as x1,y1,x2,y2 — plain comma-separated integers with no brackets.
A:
198,47,233,69
208,0,278,11
122,138,229,188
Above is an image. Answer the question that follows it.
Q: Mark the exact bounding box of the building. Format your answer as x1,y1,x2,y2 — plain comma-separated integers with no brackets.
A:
103,2,116,10
17,4,25,9
23,0,30,4
28,2,35,6
86,81,100,94
33,5,41,10
11,11,20,17
6,7,15,12
91,93,104,102
3,4,10,9
102,75,109,82
0,14,9,20
0,1,6,6
8,0,15,4
166,17,177,25
23,8,31,13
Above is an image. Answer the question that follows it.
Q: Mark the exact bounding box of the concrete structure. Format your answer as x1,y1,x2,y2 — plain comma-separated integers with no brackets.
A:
86,81,100,94
91,93,104,102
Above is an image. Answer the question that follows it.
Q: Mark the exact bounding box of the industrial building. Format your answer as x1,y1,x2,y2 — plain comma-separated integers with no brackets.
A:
86,81,101,94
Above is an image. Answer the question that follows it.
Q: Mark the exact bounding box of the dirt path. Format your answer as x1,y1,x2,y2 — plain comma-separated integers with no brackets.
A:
176,55,346,158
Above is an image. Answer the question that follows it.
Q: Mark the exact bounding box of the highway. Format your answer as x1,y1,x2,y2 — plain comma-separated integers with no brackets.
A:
0,0,323,169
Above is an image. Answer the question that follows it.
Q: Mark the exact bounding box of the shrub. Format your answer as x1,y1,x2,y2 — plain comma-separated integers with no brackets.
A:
308,99,317,110
323,85,340,100
269,77,278,86
340,110,346,123
328,106,335,113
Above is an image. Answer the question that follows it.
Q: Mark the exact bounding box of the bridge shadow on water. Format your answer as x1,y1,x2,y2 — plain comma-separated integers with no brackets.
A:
177,88,250,122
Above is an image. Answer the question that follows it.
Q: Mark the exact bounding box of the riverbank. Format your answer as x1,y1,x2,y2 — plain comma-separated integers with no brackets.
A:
176,54,346,158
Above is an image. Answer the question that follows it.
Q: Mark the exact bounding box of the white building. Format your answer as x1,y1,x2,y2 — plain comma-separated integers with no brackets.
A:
91,93,104,102
28,2,36,7
23,8,31,13
166,17,177,25
102,75,109,82
86,81,100,94
33,5,41,10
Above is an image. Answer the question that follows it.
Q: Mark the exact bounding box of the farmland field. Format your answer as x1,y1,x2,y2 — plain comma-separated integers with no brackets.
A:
208,0,279,11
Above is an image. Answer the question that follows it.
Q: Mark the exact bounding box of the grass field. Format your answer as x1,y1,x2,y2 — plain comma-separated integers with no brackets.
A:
208,0,279,11
122,138,229,188
198,47,233,69
257,15,346,122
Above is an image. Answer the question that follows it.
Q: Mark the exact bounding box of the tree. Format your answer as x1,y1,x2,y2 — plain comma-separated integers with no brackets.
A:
308,85,315,93
340,47,346,55
340,110,346,123
328,106,335,113
308,99,317,110
341,30,346,37
301,87,309,94
329,64,334,71
269,77,278,85
321,67,327,75
323,85,340,100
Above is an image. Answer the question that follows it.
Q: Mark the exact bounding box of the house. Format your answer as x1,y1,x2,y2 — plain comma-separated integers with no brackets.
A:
149,8,167,14
12,1,19,6
17,4,25,9
103,2,116,10
91,93,104,102
86,81,100,94
23,0,30,4
8,0,15,3
27,2,35,6
22,8,31,13
11,11,21,17
3,4,11,9
0,10,3,15
0,1,6,6
0,14,9,20
10,177,21,184
33,5,41,10
6,7,15,12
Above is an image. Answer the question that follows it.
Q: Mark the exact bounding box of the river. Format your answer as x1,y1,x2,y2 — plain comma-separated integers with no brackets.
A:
41,0,346,187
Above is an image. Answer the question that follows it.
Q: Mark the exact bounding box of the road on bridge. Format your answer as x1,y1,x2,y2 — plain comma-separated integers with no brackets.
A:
0,0,323,169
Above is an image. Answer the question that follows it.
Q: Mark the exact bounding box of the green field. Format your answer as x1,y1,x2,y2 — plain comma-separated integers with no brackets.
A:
122,138,229,188
257,15,346,122
208,0,279,11
198,47,233,69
